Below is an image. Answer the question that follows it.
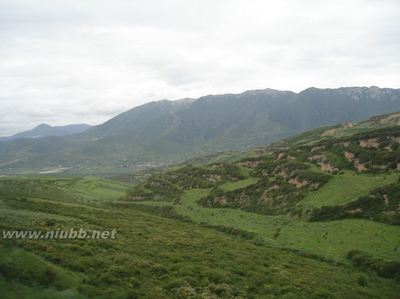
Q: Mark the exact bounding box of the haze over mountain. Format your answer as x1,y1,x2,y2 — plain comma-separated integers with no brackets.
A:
0,86,400,174
0,124,91,142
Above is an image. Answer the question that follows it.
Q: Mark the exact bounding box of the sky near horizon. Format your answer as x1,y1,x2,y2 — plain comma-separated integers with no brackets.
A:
0,0,399,136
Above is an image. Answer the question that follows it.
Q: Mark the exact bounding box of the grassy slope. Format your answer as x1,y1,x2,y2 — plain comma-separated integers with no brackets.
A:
278,219,400,261
286,112,400,147
0,176,130,203
0,278,85,299
219,177,259,191
2,179,399,298
132,182,400,263
298,171,399,208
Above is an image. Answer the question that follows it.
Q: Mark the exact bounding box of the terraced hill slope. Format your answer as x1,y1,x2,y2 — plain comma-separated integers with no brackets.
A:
125,112,400,274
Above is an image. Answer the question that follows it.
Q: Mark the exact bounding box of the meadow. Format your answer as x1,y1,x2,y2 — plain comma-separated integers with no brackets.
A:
132,177,400,263
1,176,399,298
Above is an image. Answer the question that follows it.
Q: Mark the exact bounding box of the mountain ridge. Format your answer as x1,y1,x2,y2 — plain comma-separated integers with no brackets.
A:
0,123,92,142
1,86,400,174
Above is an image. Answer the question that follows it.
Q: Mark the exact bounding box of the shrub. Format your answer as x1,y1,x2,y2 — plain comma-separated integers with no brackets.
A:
309,183,400,225
347,250,400,279
357,275,368,287
199,223,255,240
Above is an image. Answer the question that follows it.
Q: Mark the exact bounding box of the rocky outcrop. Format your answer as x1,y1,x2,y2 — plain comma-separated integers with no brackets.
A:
308,154,338,173
277,170,290,179
288,178,308,188
355,160,367,172
207,174,222,183
322,128,337,137
214,196,227,205
321,162,338,174
359,138,380,148
277,153,286,160
344,151,355,161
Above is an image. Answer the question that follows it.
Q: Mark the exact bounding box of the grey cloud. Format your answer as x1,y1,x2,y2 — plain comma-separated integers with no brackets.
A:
0,0,399,136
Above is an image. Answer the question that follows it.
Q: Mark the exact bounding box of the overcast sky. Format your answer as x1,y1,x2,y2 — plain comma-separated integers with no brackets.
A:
0,0,399,136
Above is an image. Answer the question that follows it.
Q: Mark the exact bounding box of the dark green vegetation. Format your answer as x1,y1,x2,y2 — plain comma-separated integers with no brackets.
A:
310,183,400,225
1,177,399,299
200,161,332,215
347,250,400,280
1,87,400,174
130,114,400,223
127,163,245,202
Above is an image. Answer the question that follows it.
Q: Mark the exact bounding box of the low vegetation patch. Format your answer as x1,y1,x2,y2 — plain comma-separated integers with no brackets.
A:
309,183,400,225
347,250,400,279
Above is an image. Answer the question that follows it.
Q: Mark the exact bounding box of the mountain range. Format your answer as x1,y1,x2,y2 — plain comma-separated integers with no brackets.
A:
0,86,400,174
0,123,91,142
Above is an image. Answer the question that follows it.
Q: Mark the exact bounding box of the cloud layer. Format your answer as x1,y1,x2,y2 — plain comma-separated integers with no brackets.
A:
0,0,399,136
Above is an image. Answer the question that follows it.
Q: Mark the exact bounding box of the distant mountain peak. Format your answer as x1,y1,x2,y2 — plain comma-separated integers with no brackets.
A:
36,123,52,129
0,123,92,142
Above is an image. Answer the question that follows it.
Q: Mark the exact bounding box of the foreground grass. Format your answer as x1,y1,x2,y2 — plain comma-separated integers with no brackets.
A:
278,219,400,262
1,177,399,298
133,187,400,263
0,277,85,299
1,199,398,298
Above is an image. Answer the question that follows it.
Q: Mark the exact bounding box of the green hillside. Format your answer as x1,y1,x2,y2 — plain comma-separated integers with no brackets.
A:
123,112,400,272
0,177,399,298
